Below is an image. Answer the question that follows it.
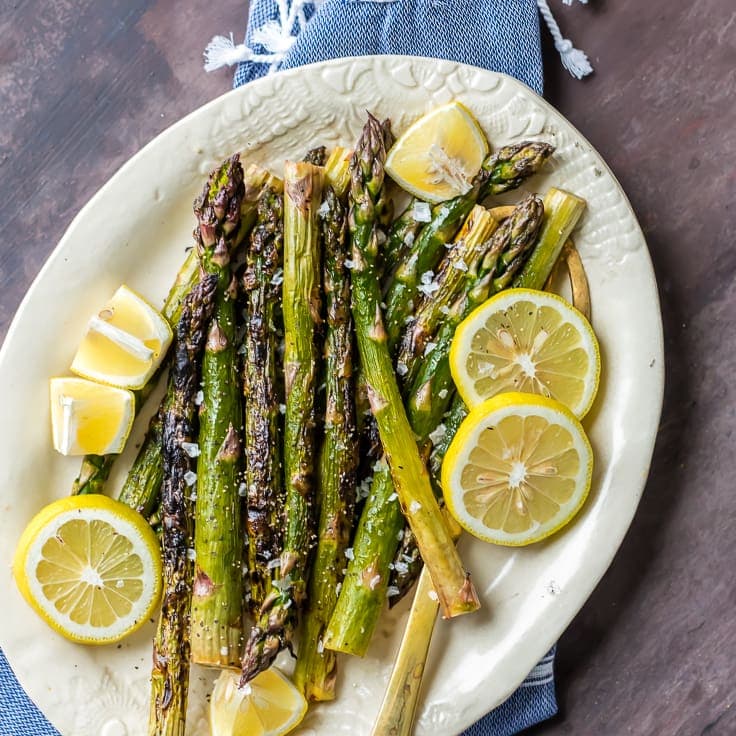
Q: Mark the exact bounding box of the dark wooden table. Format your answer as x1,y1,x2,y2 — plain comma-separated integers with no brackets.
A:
2,1,734,734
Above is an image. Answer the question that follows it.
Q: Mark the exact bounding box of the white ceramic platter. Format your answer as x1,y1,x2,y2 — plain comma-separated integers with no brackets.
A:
0,56,663,735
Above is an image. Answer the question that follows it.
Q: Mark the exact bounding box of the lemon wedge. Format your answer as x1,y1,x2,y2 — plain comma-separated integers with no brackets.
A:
385,101,489,204
71,285,172,390
450,288,601,418
12,495,162,644
49,377,134,456
442,392,593,546
210,668,308,736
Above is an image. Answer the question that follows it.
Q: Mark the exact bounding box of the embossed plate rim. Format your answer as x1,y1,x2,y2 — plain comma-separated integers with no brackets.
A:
0,55,664,735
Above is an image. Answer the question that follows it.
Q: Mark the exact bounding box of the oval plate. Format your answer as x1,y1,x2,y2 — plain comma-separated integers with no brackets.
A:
0,56,663,736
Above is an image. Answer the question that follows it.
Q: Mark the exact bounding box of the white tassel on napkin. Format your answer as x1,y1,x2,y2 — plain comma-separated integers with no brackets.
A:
536,0,593,79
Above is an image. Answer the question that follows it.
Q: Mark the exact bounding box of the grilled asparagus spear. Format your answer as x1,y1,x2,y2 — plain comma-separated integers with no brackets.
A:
189,155,245,667
332,114,479,625
397,205,498,388
148,274,217,736
294,184,358,700
242,186,285,614
240,160,324,684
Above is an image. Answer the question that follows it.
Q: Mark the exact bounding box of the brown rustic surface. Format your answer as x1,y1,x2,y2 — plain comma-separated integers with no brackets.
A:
1,1,734,735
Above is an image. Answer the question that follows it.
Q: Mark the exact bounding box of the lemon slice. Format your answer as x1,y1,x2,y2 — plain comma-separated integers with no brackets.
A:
12,495,162,644
210,668,308,736
49,377,135,456
385,101,489,204
450,288,601,418
442,393,593,546
71,285,173,389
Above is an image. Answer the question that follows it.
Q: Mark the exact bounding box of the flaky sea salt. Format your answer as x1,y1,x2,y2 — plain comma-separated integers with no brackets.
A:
344,548,355,561
396,362,408,376
428,423,447,446
413,201,432,222
184,471,197,487
417,272,440,297
438,389,449,399
387,585,401,598
409,500,422,514
424,341,437,356
181,441,200,458
357,476,372,500
194,390,204,406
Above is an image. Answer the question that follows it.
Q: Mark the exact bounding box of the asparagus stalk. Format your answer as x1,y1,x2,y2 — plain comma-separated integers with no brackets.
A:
324,204,502,650
514,188,587,289
382,141,554,347
149,274,217,736
190,155,245,667
397,205,499,388
242,185,285,615
114,167,280,513
117,410,165,516
383,189,479,347
480,141,555,195
240,160,324,684
294,184,358,701
337,114,478,621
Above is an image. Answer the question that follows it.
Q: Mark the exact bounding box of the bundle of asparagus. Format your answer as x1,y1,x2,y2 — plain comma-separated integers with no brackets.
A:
77,105,592,733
